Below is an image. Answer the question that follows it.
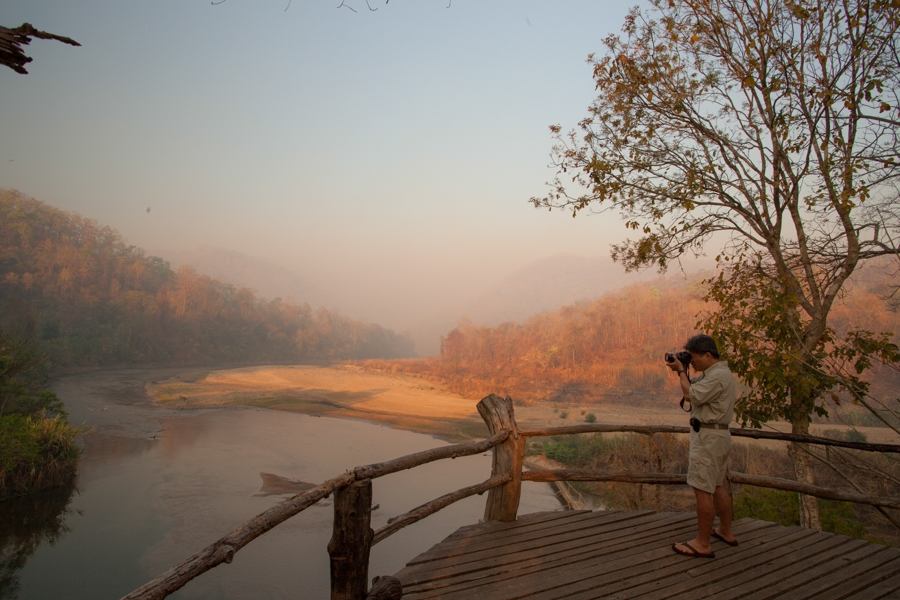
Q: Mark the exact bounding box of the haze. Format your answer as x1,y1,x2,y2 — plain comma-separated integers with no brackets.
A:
0,0,701,353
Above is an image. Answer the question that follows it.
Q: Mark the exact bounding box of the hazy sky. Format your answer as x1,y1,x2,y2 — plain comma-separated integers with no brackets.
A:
2,1,697,349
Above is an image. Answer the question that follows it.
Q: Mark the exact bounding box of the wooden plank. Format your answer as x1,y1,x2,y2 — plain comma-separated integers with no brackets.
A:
401,513,667,594
440,510,593,544
413,511,667,571
401,513,699,597
541,520,787,600
700,536,867,600
849,566,900,600
811,547,900,600
395,512,898,600
413,518,774,600
404,524,702,600
407,511,611,564
571,525,818,600
400,516,767,599
406,511,654,567
555,519,780,600
789,546,899,600
402,514,691,581
444,510,597,543
740,542,896,600
402,515,702,600
426,510,641,555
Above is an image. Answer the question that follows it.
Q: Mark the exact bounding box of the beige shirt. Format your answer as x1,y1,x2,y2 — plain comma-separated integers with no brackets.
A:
689,360,736,425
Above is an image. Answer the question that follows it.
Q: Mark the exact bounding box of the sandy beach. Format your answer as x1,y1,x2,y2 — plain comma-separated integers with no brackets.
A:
145,363,898,445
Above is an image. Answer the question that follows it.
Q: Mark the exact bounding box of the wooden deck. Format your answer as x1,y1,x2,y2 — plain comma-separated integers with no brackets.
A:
393,510,900,599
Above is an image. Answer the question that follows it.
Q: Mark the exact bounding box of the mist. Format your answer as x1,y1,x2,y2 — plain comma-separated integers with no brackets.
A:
2,0,688,354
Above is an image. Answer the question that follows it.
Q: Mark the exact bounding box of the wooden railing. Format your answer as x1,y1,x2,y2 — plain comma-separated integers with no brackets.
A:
122,394,900,600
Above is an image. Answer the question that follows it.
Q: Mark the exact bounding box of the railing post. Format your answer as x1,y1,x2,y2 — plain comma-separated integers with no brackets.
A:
477,394,524,522
328,479,373,600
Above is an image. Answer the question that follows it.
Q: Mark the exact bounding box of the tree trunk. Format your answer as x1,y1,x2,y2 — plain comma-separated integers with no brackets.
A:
789,413,821,530
328,480,374,600
477,394,524,522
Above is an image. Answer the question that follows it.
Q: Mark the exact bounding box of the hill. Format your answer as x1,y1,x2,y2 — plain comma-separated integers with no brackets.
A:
365,269,899,414
0,190,414,367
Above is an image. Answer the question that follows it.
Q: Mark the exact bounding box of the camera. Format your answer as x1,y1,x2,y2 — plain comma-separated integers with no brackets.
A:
665,351,692,370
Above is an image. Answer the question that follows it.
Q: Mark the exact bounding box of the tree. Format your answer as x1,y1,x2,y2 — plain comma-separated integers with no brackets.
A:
0,23,79,74
0,330,64,418
532,0,900,528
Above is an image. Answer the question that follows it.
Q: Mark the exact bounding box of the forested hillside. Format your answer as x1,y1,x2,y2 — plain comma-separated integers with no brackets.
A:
368,266,899,407
0,191,414,367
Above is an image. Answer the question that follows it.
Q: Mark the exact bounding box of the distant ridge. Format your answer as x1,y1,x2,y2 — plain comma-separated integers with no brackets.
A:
460,254,655,326
0,190,414,367
159,245,322,307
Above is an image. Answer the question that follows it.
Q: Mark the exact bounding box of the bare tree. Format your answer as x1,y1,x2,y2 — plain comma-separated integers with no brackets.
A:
0,23,80,74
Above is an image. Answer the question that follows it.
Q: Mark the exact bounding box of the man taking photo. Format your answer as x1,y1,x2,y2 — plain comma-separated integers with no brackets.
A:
666,334,738,558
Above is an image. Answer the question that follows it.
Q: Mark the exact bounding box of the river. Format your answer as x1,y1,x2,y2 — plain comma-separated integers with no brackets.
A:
2,368,560,600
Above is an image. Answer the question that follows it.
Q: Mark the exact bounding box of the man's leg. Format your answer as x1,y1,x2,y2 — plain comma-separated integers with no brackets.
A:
713,484,737,543
694,487,715,550
674,487,715,555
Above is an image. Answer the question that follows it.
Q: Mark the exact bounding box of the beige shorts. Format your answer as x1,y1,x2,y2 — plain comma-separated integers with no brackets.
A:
687,429,731,493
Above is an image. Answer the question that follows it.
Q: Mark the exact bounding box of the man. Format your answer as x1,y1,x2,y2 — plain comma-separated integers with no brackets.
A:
666,334,738,559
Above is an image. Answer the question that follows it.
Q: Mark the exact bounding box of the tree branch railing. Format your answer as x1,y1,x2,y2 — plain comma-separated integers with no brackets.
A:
121,426,510,600
521,470,900,509
122,394,900,600
372,474,511,544
520,424,900,453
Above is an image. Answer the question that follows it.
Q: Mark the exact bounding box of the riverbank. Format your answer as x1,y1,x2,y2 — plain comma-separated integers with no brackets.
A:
146,363,899,446
20,366,562,600
147,363,485,442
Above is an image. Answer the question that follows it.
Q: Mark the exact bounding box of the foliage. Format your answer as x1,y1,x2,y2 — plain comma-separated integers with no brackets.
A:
703,255,900,428
531,0,900,525
822,428,868,443
734,486,799,526
0,328,79,499
0,331,65,417
534,434,874,540
584,412,597,423
733,487,866,538
0,413,78,498
0,191,414,367
534,434,614,466
433,279,708,401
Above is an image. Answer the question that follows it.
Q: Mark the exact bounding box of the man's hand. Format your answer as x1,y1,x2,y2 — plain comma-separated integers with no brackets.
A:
665,357,684,373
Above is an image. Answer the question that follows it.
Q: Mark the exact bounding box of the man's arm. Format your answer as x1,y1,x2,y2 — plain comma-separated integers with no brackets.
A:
688,375,723,407
676,369,691,399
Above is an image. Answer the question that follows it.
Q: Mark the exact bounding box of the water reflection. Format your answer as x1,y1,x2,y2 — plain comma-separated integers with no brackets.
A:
0,484,76,599
10,407,560,599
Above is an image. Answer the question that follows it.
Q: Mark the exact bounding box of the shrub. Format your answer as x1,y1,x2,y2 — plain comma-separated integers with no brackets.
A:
0,413,79,498
584,413,597,423
822,428,868,443
734,486,799,526
845,429,868,443
734,486,868,539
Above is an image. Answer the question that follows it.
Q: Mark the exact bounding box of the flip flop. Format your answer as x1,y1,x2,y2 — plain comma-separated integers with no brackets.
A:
713,530,739,546
672,541,715,559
